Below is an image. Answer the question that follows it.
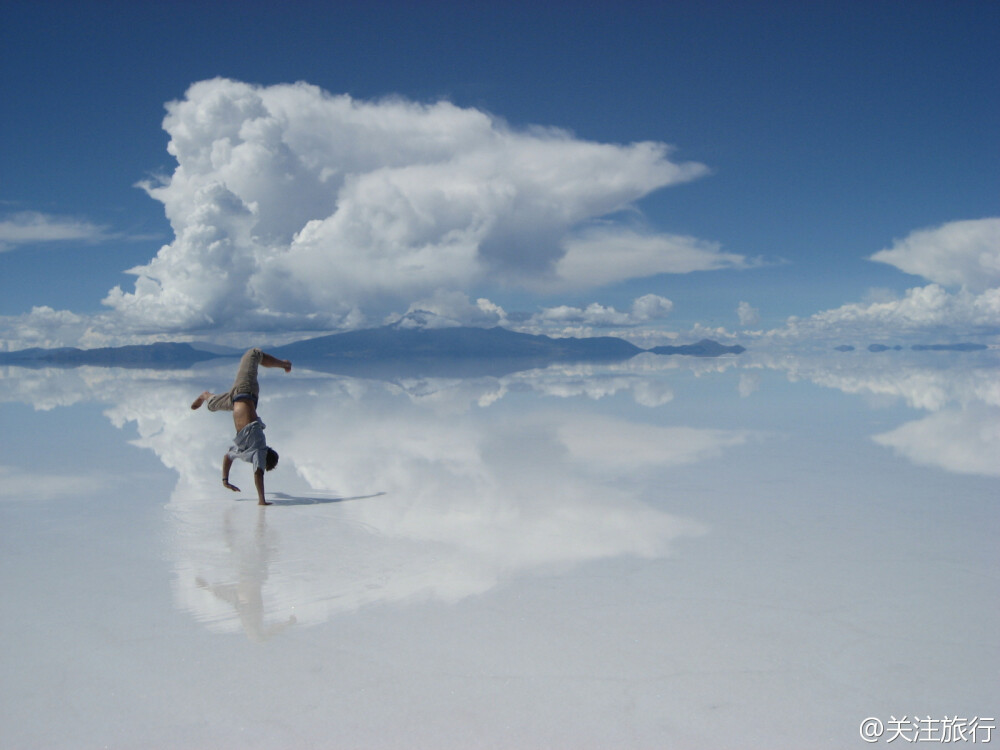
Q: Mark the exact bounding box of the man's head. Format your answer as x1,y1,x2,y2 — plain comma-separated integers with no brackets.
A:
265,448,279,471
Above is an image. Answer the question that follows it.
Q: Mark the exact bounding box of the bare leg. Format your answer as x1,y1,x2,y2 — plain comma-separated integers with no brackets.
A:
191,390,212,410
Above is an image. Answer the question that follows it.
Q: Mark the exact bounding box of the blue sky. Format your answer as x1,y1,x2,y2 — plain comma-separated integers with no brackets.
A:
1,0,998,347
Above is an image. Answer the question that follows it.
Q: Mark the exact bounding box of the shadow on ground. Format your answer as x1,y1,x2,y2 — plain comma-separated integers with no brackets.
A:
260,491,386,506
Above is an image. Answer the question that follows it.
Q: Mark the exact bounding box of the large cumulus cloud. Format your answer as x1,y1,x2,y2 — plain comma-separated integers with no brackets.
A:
102,78,726,334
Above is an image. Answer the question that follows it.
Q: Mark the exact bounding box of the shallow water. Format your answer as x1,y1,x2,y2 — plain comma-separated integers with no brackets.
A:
2,350,997,748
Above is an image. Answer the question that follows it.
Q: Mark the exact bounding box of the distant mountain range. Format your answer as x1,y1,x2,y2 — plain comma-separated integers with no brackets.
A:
0,342,220,368
272,324,640,360
0,326,750,376
4,328,991,377
271,325,646,377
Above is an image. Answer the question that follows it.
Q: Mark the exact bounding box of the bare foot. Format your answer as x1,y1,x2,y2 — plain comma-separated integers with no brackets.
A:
191,391,211,410
258,500,272,506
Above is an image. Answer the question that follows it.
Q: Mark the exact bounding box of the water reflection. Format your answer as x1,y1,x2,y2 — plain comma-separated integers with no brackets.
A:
0,360,719,634
873,407,1000,477
2,348,996,637
162,371,726,633
190,508,297,642
743,348,1000,410
742,349,1000,477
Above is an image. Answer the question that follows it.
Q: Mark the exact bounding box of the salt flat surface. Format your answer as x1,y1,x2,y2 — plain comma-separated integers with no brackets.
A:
1,351,997,749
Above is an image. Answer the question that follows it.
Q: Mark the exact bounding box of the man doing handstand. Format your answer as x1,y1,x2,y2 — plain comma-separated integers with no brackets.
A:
191,348,292,505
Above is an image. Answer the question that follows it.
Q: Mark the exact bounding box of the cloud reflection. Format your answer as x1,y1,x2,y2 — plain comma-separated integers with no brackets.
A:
4,349,995,638
744,349,1000,411
742,349,1000,477
1,362,725,635
172,374,717,631
0,465,113,502
873,407,1000,477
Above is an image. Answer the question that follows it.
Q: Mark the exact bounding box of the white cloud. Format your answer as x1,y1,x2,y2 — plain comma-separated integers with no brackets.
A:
531,293,673,329
376,291,674,342
393,290,508,329
774,284,1000,344
758,218,1000,346
0,306,88,351
870,218,1000,292
99,78,713,336
737,301,760,327
0,211,113,251
631,293,675,320
759,218,1000,346
0,306,203,352
552,227,746,290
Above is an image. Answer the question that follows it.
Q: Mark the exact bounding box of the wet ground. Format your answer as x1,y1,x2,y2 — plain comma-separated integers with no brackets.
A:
2,350,997,748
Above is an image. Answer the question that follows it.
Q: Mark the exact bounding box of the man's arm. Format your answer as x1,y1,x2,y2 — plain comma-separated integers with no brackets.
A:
222,454,240,492
254,468,270,505
260,352,292,372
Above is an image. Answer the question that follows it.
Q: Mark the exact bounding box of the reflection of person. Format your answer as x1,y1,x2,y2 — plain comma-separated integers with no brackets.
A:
196,508,297,642
190,348,292,505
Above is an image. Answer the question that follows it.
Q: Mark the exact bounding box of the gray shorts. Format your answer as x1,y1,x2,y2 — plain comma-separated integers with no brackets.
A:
207,348,263,412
